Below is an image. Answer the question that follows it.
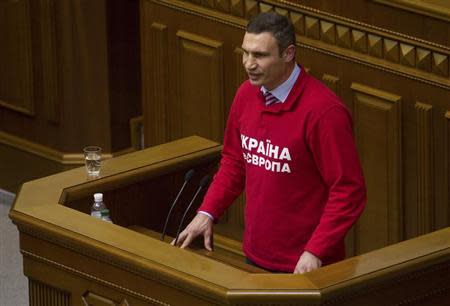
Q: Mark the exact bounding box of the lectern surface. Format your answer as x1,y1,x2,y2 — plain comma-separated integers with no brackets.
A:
10,136,450,306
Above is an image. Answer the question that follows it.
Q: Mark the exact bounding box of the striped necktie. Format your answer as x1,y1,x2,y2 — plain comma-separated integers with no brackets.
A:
264,91,280,106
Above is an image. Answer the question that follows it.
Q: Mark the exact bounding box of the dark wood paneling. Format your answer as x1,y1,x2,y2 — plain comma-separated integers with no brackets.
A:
0,0,141,191
351,83,402,253
143,23,169,147
0,143,72,193
433,110,450,231
446,111,450,227
233,48,246,91
415,102,434,235
175,31,224,142
39,0,60,123
0,0,34,116
106,0,141,152
321,73,341,98
0,0,141,152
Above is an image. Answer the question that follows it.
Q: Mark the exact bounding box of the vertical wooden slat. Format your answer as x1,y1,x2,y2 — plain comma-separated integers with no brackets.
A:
29,279,70,306
144,23,169,147
40,0,60,123
415,102,434,235
446,111,450,227
233,47,247,94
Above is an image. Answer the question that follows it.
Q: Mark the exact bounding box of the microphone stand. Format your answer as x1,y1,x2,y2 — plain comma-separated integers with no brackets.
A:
161,169,195,241
174,175,210,246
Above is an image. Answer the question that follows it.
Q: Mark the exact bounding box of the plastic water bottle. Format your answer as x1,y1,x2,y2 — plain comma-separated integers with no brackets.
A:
100,209,113,223
91,193,106,219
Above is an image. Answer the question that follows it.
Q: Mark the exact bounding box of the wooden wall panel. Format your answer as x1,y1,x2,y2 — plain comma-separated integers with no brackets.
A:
0,0,141,192
39,0,60,123
415,102,434,235
143,23,169,147
351,83,402,253
0,0,34,116
446,111,450,227
233,47,247,92
321,73,341,98
106,0,142,152
174,31,224,142
0,143,72,192
0,0,141,152
431,109,450,232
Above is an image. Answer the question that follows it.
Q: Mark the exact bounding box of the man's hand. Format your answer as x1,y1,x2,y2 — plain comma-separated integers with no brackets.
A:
172,213,213,251
294,251,322,274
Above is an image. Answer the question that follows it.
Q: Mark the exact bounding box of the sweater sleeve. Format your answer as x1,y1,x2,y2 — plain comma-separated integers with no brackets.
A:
197,96,246,220
304,105,366,261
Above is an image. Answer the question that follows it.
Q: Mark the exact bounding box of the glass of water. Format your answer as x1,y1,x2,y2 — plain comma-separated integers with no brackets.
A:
83,146,102,177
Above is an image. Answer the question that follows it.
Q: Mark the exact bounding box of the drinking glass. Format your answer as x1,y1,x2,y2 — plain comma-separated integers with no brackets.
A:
83,146,102,177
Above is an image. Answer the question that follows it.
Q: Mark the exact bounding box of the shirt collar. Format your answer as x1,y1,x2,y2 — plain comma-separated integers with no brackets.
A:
261,64,301,103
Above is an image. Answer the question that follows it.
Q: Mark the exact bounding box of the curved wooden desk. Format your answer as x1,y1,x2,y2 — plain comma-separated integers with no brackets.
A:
9,136,450,306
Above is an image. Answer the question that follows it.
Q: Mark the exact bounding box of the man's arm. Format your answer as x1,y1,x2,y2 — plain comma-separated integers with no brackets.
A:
173,93,246,249
302,105,366,267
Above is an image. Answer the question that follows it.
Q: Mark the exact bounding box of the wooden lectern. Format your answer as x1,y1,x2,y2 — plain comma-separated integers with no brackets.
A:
10,136,450,305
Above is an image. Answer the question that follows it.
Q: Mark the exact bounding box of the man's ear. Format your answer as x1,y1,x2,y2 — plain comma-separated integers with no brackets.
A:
283,44,296,62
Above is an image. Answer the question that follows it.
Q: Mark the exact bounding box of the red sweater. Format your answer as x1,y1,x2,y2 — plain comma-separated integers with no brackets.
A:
199,69,366,272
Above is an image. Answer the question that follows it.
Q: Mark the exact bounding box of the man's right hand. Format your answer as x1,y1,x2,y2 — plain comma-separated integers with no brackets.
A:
172,213,213,251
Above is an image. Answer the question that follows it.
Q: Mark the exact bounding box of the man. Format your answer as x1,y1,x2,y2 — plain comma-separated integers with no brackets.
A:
174,12,366,274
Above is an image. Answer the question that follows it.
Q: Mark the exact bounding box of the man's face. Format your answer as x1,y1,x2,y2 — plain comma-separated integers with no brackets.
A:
242,32,290,90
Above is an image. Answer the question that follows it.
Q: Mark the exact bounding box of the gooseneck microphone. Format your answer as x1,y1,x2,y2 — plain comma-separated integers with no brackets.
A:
174,175,210,246
161,169,195,241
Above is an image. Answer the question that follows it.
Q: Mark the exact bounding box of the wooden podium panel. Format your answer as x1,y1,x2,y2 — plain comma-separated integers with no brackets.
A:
10,136,450,305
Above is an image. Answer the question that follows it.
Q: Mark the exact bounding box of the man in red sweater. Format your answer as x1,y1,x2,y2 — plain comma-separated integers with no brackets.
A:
174,12,366,273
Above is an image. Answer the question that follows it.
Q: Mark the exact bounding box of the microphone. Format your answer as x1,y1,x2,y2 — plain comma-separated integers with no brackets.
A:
161,169,195,241
174,175,210,246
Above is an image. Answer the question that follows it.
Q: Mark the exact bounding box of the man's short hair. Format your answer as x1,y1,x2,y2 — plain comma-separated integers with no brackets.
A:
246,12,296,54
